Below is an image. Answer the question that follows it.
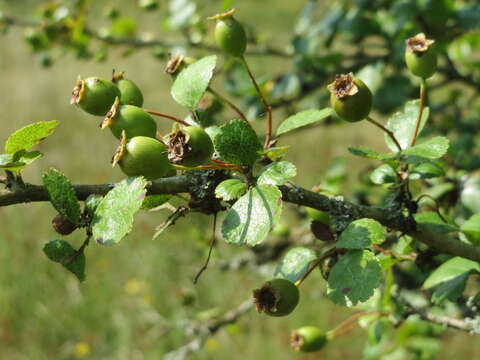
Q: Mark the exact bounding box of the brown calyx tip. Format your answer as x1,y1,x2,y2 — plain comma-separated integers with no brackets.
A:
112,131,127,167
406,33,434,53
165,54,185,75
167,130,191,164
70,76,85,105
252,282,279,313
207,8,236,21
290,331,304,351
101,97,120,129
327,73,358,99
111,70,125,83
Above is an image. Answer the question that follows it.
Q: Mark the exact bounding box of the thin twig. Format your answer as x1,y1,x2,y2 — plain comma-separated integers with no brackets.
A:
296,248,337,286
145,109,190,126
193,214,217,284
411,79,427,147
366,116,403,152
207,87,248,123
240,56,273,149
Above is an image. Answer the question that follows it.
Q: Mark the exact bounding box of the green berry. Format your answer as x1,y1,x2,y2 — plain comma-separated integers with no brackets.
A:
253,278,299,317
112,134,173,180
52,214,77,235
210,9,247,57
166,126,214,167
328,73,372,122
290,326,329,352
112,72,144,107
405,33,437,79
71,76,121,116
102,98,156,139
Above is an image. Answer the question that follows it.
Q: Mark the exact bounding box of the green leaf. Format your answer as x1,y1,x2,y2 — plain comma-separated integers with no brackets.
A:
327,250,382,306
5,120,59,154
214,119,262,166
415,212,458,233
222,184,282,246
92,177,147,246
402,137,449,161
273,247,317,283
0,150,43,171
461,174,480,213
384,100,429,152
171,55,217,110
43,240,85,282
423,256,480,293
259,146,290,162
410,162,445,180
141,194,172,211
461,213,480,245
276,108,333,136
336,218,386,249
258,161,296,186
215,179,247,201
431,272,470,305
370,164,397,185
42,169,81,225
348,147,396,160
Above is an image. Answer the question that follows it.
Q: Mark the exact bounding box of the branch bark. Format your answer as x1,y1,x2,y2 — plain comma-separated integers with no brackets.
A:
2,175,480,263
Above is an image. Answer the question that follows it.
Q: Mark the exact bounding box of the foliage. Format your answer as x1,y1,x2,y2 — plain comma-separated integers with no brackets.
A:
1,0,480,359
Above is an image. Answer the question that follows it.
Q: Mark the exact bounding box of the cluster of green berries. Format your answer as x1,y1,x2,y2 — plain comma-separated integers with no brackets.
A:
328,32,437,122
70,71,214,180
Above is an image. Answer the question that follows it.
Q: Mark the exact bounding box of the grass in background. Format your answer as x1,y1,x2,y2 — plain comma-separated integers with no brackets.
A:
1,1,479,359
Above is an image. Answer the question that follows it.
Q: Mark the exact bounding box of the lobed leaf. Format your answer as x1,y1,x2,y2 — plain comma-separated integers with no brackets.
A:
336,218,386,249
92,177,147,246
327,250,382,306
214,119,262,166
171,55,217,110
43,168,81,224
215,179,247,201
222,184,282,246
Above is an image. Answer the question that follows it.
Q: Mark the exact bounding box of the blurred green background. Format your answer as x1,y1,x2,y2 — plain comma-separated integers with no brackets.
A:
1,0,479,359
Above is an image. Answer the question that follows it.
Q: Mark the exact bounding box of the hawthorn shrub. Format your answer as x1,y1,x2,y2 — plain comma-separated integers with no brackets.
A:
1,1,480,358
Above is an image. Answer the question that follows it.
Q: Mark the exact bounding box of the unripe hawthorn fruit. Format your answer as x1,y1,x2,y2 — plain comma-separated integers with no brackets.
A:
253,278,299,317
112,132,174,180
71,76,120,116
112,71,144,107
102,97,156,139
290,326,329,352
166,126,214,167
405,33,437,79
328,73,372,122
52,214,77,235
209,9,247,58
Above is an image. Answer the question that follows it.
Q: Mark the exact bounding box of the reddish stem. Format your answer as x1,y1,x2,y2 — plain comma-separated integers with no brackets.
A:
145,109,190,126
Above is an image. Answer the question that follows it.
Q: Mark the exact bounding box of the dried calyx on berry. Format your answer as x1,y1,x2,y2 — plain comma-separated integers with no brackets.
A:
71,76,120,116
101,97,157,139
252,278,299,317
290,326,329,353
209,8,247,58
112,131,174,180
111,70,144,107
328,73,372,122
405,33,437,79
166,126,214,167
164,55,196,79
52,214,77,235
